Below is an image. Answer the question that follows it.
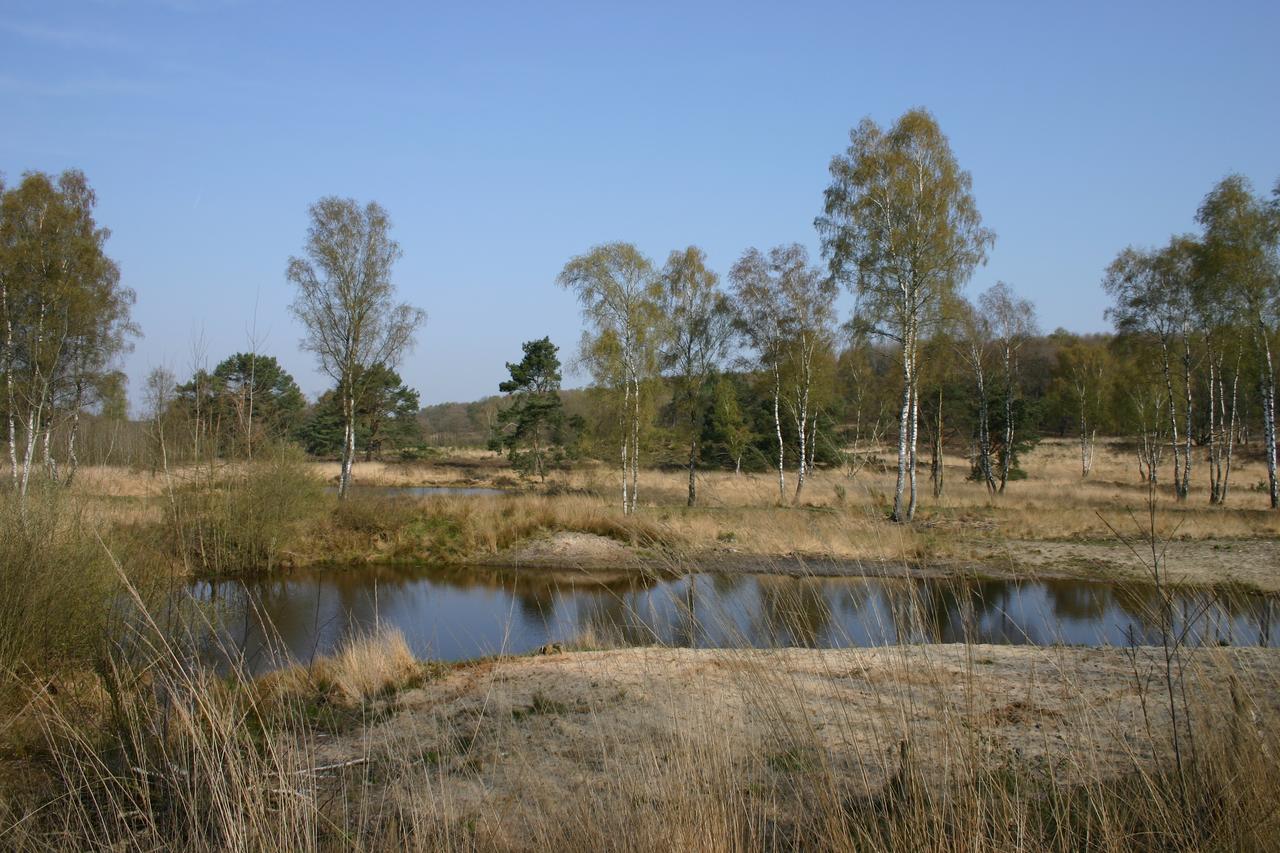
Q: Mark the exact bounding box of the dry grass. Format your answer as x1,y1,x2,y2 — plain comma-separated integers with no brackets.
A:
255,627,425,708
52,438,1280,590
5,636,1278,851
3,487,1278,850
4,438,1278,848
322,628,421,705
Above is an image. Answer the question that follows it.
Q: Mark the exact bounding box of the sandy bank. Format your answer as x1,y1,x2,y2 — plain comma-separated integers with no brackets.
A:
474,531,1280,593
311,644,1280,845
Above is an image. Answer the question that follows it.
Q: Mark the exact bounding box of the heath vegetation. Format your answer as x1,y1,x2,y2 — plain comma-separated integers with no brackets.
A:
2,106,1279,850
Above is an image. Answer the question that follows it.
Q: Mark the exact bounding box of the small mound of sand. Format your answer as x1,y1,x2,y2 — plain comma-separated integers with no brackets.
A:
488,531,642,568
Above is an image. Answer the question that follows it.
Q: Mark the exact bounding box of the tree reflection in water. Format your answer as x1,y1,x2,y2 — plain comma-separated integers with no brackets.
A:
192,565,1280,674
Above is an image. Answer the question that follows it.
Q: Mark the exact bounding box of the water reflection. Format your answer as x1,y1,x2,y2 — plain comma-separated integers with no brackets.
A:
192,567,1280,674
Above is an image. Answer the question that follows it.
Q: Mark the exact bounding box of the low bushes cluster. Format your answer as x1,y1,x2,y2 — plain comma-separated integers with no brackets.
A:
319,492,676,564
166,444,328,575
0,487,134,677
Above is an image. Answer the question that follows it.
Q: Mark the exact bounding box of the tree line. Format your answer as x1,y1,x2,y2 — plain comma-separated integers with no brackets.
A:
0,182,428,501
515,109,1279,518
3,107,1277,517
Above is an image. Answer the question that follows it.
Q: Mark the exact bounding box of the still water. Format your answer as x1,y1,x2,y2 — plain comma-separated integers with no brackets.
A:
194,565,1277,673
326,486,507,498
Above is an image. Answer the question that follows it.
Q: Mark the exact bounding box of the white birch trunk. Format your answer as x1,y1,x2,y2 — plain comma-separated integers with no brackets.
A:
1223,366,1238,504
1261,329,1278,510
1181,329,1193,501
891,326,913,522
2,282,16,488
973,347,995,493
630,374,640,514
65,405,81,486
907,380,919,520
620,379,630,514
1208,354,1219,503
773,362,784,504
338,389,355,499
1160,343,1183,499
999,342,1014,493
19,406,39,498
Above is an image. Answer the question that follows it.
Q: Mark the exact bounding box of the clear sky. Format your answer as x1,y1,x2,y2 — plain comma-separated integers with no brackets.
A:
2,1,1277,408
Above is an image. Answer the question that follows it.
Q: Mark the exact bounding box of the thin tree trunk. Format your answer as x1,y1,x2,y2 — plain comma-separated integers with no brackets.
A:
1260,328,1278,510
931,387,944,499
687,435,697,507
19,405,40,498
891,339,912,522
5,399,15,488
907,380,919,520
773,363,785,504
1078,379,1093,478
2,281,16,489
338,389,355,499
1223,363,1238,504
999,343,1014,493
807,411,817,478
620,379,630,514
686,394,697,508
974,352,995,493
794,384,809,502
65,403,81,486
1160,343,1184,499
1181,329,1193,501
630,375,640,514
1208,354,1219,503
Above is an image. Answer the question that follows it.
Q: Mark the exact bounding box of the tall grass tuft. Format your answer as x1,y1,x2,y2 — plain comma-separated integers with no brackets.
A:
323,628,421,705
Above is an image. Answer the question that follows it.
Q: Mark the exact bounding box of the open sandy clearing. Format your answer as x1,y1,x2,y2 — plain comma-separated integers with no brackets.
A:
313,645,1280,846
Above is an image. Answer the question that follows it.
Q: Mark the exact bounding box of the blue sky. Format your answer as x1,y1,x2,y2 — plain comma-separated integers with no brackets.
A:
2,1,1277,408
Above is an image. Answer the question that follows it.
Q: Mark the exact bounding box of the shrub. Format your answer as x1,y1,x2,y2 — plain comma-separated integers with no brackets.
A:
170,443,327,575
0,487,121,676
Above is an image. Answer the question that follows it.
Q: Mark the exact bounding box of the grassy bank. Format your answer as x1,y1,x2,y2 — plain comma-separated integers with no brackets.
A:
58,438,1280,591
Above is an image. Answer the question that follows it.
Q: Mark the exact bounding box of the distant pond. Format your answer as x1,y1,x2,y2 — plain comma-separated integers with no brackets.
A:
193,565,1278,674
324,485,507,498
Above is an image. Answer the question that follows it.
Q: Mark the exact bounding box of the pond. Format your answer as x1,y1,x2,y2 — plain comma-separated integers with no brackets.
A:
325,485,507,498
194,565,1278,673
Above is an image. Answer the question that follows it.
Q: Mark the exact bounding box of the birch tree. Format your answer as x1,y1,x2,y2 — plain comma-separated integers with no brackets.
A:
817,109,993,521
775,246,838,500
979,282,1037,492
1055,338,1110,478
558,242,659,514
657,246,734,507
1191,235,1243,504
287,197,425,499
955,298,996,492
730,245,837,501
0,170,135,497
1103,238,1197,500
709,377,752,475
730,247,788,503
1196,175,1280,509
